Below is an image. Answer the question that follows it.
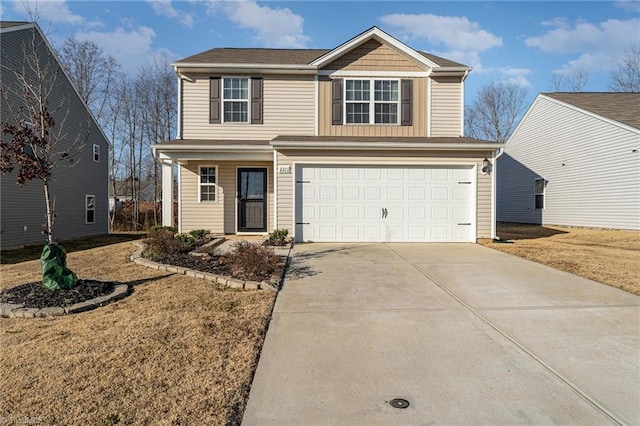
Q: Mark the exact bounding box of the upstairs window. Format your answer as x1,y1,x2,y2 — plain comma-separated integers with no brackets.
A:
345,79,399,124
93,144,100,162
534,178,545,209
222,78,249,123
199,166,217,202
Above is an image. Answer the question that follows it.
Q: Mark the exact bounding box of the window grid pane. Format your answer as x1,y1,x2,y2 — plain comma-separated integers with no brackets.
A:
374,103,398,124
374,80,398,101
346,80,370,101
223,78,248,100
224,101,248,122
346,103,369,124
200,167,217,201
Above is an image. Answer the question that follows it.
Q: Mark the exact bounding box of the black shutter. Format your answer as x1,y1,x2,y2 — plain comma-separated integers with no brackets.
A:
332,78,343,125
401,79,412,126
210,77,221,124
251,77,263,124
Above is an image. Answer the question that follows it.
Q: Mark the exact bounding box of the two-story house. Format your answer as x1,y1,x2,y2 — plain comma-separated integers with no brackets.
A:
1,22,110,249
152,27,502,243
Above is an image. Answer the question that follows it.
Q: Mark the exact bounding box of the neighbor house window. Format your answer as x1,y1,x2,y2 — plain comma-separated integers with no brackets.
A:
345,79,399,124
199,166,217,202
534,178,545,209
86,195,95,224
93,144,100,162
222,78,249,123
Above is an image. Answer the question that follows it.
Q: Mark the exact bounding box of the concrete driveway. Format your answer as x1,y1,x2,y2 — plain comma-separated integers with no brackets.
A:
242,243,639,425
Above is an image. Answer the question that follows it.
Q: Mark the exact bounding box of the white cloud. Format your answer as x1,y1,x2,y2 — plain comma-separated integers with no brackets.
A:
526,18,640,73
497,68,532,87
615,1,640,13
10,0,84,25
204,1,310,48
146,0,193,28
75,26,157,72
379,13,502,70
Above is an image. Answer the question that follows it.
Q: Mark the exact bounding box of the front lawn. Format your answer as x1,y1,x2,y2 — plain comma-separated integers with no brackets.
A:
0,240,276,425
482,223,640,296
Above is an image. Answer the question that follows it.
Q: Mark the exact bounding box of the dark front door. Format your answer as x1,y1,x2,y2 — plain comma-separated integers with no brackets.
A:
237,168,267,232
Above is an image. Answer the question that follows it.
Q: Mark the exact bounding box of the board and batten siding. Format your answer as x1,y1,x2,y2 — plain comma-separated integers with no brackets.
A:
498,96,640,230
318,77,427,137
0,26,109,249
180,161,273,234
181,75,315,140
321,39,424,72
275,150,493,239
430,76,463,137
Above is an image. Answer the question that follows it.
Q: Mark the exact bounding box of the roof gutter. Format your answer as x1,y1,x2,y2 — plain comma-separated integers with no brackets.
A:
173,62,318,75
271,141,504,151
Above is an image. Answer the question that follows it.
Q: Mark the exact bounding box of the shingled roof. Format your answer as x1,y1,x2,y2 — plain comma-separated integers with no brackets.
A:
176,47,467,68
544,92,640,130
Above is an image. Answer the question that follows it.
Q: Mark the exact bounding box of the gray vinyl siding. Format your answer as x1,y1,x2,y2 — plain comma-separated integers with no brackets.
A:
0,25,109,249
497,95,640,230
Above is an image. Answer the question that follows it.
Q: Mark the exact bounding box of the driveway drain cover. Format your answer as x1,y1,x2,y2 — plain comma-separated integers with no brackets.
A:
389,398,410,409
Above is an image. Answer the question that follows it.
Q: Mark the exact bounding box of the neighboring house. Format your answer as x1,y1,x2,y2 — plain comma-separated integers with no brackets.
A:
497,92,640,231
0,22,110,249
152,26,502,243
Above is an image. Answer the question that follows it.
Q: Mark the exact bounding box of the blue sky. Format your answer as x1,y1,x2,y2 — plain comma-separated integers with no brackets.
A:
2,1,639,105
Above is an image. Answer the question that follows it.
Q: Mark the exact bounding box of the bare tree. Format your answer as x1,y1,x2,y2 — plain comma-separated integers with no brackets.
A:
465,81,529,143
1,25,88,244
58,37,121,124
609,44,640,92
548,67,588,92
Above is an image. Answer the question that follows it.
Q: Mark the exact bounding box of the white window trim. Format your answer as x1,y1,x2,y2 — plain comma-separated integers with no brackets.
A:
198,165,219,203
534,178,545,210
344,78,400,125
221,76,250,124
85,194,96,224
93,144,100,162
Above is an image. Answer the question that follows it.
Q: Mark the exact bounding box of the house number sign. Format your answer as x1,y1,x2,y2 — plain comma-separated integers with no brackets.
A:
278,165,291,174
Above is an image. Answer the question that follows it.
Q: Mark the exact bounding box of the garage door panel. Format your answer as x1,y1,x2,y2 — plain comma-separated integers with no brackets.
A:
295,165,475,243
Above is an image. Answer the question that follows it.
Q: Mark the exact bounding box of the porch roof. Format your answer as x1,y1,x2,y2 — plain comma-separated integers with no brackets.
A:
270,135,503,151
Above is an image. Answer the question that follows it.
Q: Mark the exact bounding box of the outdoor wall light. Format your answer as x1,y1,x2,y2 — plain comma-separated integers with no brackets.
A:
482,157,493,175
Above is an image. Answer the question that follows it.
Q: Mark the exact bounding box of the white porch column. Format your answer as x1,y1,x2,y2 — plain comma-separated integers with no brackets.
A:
161,160,174,227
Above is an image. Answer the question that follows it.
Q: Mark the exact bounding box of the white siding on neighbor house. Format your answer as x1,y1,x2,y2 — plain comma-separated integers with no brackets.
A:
180,161,273,234
181,75,315,140
276,150,493,240
430,76,463,137
498,96,640,230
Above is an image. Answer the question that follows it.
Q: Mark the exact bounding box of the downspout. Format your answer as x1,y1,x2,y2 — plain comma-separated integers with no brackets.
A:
273,148,278,232
491,146,505,240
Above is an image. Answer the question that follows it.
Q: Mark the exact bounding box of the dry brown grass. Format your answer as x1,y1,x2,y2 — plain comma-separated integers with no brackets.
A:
481,223,640,296
0,241,276,425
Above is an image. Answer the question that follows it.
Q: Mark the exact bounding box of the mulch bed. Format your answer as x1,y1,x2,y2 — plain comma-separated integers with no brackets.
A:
0,279,116,309
156,253,232,276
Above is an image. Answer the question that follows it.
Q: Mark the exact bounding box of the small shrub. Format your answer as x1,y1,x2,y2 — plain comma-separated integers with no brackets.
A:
189,229,209,241
149,225,177,234
266,229,290,246
145,228,194,260
221,241,281,281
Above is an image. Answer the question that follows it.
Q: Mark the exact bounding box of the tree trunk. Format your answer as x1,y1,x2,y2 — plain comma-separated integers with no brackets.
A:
43,180,54,244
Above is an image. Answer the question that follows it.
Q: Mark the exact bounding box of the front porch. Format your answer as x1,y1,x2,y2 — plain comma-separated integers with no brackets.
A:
153,140,275,236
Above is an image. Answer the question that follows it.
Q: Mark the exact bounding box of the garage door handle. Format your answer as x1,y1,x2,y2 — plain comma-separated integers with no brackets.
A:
296,222,309,225
458,223,471,226
382,208,388,219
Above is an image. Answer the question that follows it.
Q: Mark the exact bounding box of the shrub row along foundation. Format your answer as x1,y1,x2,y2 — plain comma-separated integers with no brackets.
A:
130,242,282,291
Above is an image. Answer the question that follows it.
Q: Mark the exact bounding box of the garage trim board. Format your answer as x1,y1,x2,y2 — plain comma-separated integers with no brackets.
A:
294,164,476,243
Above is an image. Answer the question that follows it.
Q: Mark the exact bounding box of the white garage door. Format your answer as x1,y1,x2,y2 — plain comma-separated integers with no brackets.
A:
295,165,475,243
